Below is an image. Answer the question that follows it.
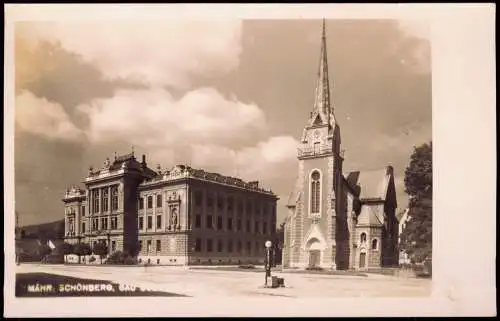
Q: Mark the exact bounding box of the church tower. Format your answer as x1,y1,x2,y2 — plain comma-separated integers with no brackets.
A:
283,20,399,271
291,20,345,269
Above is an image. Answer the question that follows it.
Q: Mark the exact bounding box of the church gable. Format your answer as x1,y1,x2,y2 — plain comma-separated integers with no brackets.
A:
302,223,329,250
356,204,384,227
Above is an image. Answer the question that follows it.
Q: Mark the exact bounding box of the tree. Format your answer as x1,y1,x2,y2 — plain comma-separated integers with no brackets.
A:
38,243,52,263
93,242,108,264
400,142,432,274
73,242,92,264
271,221,286,266
60,242,74,263
128,241,141,258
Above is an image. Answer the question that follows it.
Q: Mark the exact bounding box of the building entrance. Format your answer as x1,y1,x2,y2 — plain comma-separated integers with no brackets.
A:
308,250,321,268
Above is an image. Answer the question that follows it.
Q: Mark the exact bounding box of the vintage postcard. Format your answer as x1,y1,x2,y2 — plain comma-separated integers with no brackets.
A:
3,3,496,317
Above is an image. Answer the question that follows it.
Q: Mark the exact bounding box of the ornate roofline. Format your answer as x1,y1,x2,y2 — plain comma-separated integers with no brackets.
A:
139,165,277,198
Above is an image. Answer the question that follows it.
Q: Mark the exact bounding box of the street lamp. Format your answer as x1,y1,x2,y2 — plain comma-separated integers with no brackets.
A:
264,240,272,287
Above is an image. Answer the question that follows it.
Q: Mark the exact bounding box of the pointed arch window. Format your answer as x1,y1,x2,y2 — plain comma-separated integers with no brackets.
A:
310,170,321,214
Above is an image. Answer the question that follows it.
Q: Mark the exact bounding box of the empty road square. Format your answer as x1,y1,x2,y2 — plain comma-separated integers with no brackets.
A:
16,264,432,298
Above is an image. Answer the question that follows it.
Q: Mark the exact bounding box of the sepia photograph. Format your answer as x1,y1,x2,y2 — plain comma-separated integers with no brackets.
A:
4,4,496,318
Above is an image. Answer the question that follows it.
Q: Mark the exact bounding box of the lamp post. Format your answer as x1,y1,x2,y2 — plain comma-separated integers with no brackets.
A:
264,240,272,287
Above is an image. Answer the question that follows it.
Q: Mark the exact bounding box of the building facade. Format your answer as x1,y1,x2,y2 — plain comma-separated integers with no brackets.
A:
282,21,399,270
63,153,278,265
397,208,412,265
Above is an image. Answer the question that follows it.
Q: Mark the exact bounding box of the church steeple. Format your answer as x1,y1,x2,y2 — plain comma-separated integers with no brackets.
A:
309,19,333,127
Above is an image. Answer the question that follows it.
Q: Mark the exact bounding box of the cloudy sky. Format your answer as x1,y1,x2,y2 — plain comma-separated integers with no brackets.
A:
14,19,431,227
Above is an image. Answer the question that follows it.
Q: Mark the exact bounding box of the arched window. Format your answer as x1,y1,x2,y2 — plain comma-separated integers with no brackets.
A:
360,233,367,243
310,170,321,214
371,239,378,250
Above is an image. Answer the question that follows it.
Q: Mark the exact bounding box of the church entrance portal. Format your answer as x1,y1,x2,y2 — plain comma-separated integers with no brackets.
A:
359,252,366,268
306,238,323,268
309,250,321,268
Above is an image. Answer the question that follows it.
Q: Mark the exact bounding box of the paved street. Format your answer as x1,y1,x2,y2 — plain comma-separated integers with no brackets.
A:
16,264,431,298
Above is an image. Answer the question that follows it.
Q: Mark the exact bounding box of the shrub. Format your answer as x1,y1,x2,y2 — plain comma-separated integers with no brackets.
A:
43,254,65,264
124,256,138,265
73,243,92,264
89,256,96,263
93,242,108,264
106,251,138,265
238,264,256,269
305,266,324,271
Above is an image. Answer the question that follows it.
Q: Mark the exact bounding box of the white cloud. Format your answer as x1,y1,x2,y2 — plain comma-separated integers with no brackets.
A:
186,136,299,224
190,136,299,184
15,90,84,141
18,20,243,88
80,87,267,149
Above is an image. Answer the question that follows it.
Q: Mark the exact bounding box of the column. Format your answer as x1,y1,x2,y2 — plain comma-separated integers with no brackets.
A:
186,185,191,230
165,192,169,230
76,204,80,236
180,189,185,230
242,195,247,257
88,189,92,216
98,188,102,214
214,190,218,231
108,186,112,213
64,212,68,236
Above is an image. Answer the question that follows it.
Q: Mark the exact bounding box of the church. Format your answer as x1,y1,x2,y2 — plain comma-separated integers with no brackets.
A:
282,21,400,270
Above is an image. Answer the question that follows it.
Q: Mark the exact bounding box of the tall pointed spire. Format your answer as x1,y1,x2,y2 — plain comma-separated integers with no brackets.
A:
310,18,333,126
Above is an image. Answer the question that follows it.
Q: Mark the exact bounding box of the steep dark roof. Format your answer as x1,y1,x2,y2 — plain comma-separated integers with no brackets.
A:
344,167,393,201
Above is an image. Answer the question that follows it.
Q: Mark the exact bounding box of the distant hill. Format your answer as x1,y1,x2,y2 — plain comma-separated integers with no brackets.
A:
19,219,65,241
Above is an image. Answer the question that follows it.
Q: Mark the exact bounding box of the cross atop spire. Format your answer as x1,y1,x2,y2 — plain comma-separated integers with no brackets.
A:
309,18,334,128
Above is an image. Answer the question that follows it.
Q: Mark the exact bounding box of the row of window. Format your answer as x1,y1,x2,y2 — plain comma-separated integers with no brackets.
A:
139,239,162,252
138,192,276,217
65,205,86,216
138,194,163,210
194,238,266,255
138,216,162,230
194,191,274,215
360,233,379,250
194,215,273,234
91,239,117,252
136,214,274,234
90,186,119,214
137,238,267,255
85,216,119,232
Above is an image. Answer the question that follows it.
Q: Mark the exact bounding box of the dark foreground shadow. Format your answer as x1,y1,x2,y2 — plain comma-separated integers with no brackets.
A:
16,273,189,297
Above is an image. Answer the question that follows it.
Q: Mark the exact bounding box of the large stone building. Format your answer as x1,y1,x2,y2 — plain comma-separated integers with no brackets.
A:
282,21,399,270
63,153,278,265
